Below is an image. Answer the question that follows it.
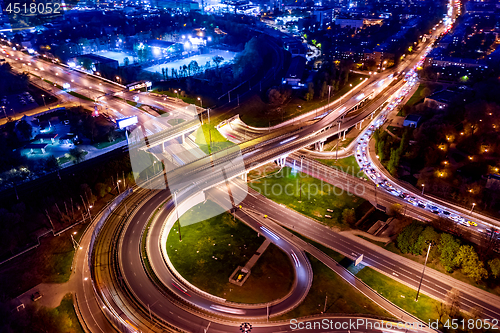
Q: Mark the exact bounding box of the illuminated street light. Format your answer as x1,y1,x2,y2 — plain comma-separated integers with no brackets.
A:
197,96,203,108
470,202,476,214
421,184,425,195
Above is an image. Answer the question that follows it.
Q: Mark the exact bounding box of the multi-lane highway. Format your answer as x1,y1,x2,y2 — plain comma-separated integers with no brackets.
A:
91,177,435,333
1,46,200,129
5,2,490,331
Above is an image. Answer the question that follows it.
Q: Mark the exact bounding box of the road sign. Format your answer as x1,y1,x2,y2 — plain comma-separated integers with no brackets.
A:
355,254,363,266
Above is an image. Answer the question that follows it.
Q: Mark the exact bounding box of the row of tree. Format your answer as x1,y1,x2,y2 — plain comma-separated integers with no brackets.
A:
373,127,411,176
396,221,500,282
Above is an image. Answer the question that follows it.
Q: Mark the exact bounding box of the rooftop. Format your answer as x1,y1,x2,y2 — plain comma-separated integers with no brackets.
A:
24,143,49,149
405,114,422,122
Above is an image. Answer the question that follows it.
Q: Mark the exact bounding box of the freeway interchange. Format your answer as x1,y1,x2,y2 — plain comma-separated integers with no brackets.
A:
88,24,500,333
4,5,500,331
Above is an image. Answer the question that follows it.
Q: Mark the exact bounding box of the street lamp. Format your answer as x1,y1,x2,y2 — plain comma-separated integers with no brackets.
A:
470,202,476,214
197,96,203,108
173,191,182,242
174,90,179,99
41,94,46,108
117,180,122,194
421,184,425,195
415,241,434,301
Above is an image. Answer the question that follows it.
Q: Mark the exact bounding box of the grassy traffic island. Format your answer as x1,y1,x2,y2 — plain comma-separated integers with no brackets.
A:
166,200,294,304
248,165,371,230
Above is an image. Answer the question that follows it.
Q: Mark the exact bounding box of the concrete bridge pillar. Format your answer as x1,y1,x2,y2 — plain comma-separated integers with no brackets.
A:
275,156,287,167
181,133,185,144
241,172,248,182
161,141,166,153
314,141,325,151
343,130,346,141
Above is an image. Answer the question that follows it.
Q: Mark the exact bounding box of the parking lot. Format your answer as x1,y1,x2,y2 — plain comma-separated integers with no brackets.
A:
1,92,39,117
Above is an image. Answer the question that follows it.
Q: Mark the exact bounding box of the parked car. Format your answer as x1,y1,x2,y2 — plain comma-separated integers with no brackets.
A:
31,292,42,302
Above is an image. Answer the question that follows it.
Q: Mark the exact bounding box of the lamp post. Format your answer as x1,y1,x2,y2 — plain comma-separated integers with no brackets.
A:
421,184,425,195
173,191,182,241
197,96,203,108
335,120,341,160
470,202,476,214
41,94,46,108
174,90,179,100
117,180,122,194
415,241,433,301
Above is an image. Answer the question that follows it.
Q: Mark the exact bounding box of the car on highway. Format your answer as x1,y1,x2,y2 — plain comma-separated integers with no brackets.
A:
467,220,478,227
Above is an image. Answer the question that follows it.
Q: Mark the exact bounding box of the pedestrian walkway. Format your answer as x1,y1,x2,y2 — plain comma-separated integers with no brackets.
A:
229,238,271,286
243,238,271,271
10,279,75,311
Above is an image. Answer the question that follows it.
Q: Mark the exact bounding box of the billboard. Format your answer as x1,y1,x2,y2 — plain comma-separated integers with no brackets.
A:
116,116,138,129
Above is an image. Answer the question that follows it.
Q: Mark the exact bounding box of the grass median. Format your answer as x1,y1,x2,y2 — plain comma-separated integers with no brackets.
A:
194,123,233,154
356,267,441,322
314,155,363,178
167,200,294,303
248,165,370,230
276,254,393,320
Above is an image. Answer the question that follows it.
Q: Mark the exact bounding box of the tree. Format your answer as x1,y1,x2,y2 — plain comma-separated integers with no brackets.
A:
82,116,97,142
489,258,500,279
397,221,424,254
95,182,110,198
387,146,402,176
342,208,356,225
445,288,461,319
45,155,59,171
16,119,32,140
438,233,460,272
69,147,86,164
212,55,224,70
420,87,431,98
188,60,200,75
107,127,116,142
412,226,439,256
320,81,328,99
268,88,283,105
305,82,314,101
454,245,488,282
435,302,447,326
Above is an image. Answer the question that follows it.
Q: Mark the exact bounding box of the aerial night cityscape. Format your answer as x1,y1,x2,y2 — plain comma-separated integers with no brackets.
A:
1,0,500,332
